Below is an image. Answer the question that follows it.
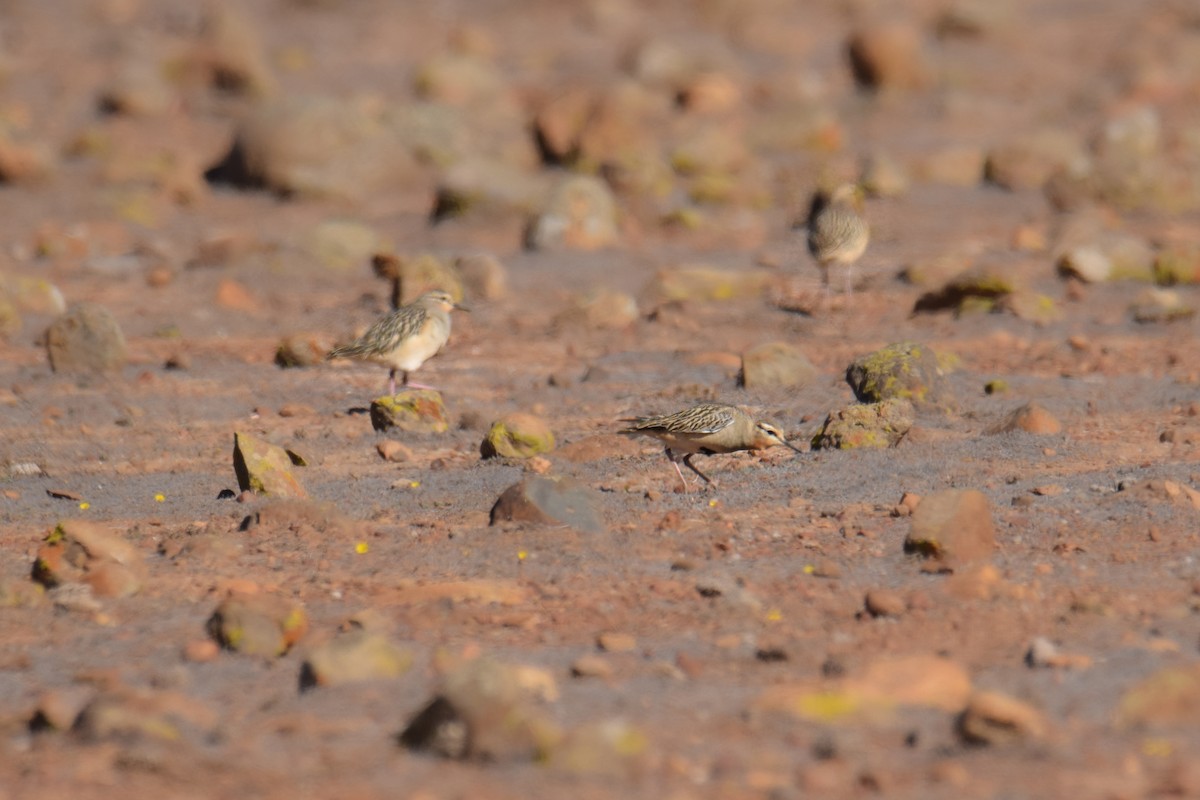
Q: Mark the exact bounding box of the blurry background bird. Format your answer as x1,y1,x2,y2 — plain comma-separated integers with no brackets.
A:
326,289,466,396
804,182,870,297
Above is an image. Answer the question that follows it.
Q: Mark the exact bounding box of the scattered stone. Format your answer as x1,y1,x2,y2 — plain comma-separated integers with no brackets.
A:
30,687,95,732
1025,636,1092,669
740,341,818,389
1115,479,1200,511
1000,290,1061,324
845,341,954,413
183,639,220,663
44,303,128,374
370,390,450,434
303,219,382,272
432,156,549,224
32,520,145,598
988,401,1063,435
645,265,772,304
206,95,420,203
414,51,503,106
377,440,413,463
571,654,615,680
860,151,909,197
957,690,1049,745
900,252,974,288
984,129,1087,191
98,54,175,117
756,655,972,722
482,412,556,459
1115,662,1200,730
0,134,55,183
455,252,509,300
847,21,933,91
275,332,336,368
398,658,561,761
811,398,914,450
300,630,414,690
0,578,44,607
984,379,1009,395
912,267,1018,316
1154,245,1200,286
894,492,922,517
554,289,640,331
904,488,995,567
232,431,308,498
911,145,985,187
0,274,66,316
490,476,605,533
527,174,620,251
214,278,259,313
1057,245,1113,283
374,252,465,306
207,591,308,657
597,632,637,653
193,3,276,97
548,719,649,778
864,589,906,618
1131,288,1195,324
72,687,219,744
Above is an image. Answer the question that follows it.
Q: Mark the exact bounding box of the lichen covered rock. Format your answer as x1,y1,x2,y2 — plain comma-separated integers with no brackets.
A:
370,390,450,433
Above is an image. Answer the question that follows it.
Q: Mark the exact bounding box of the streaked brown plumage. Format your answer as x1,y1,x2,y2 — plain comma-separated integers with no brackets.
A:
806,183,869,294
620,403,802,491
326,289,465,395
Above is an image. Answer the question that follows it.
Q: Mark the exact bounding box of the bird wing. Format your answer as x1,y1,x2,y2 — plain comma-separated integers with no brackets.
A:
624,404,735,435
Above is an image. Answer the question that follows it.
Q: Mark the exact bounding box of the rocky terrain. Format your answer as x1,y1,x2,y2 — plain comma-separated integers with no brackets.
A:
2,0,1200,797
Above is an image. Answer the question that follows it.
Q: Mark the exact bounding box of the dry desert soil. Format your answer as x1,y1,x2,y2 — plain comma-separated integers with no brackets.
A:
1,0,1200,798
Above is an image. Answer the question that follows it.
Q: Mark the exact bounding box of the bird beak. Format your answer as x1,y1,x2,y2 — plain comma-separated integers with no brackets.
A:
782,439,804,455
454,302,471,312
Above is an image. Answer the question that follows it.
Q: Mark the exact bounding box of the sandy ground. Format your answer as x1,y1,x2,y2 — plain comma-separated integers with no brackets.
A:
1,0,1200,798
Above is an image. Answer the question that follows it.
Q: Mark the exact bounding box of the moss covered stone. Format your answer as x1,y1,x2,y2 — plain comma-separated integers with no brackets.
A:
370,389,449,433
232,431,308,497
845,341,954,413
482,412,555,459
811,398,914,450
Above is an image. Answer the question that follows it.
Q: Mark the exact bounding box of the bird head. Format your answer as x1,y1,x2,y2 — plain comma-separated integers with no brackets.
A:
420,289,470,313
754,422,804,454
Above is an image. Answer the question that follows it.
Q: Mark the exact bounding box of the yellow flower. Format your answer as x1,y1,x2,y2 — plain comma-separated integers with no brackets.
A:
78,502,90,510
354,542,369,554
517,550,528,561
154,493,165,502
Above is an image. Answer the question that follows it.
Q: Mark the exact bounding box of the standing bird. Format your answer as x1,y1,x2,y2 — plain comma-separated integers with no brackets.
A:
804,183,870,296
620,402,803,492
326,289,466,396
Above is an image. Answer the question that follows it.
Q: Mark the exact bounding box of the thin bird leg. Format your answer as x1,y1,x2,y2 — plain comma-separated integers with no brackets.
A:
387,369,398,397
665,449,691,493
681,454,714,487
402,371,438,391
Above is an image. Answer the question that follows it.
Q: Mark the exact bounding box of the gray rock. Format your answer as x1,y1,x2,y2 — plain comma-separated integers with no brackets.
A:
490,476,606,533
527,174,620,251
398,658,561,761
45,303,127,374
740,341,817,389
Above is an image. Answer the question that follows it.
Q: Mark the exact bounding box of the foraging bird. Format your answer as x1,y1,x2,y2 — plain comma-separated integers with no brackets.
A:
805,183,869,295
326,289,466,396
620,402,802,492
